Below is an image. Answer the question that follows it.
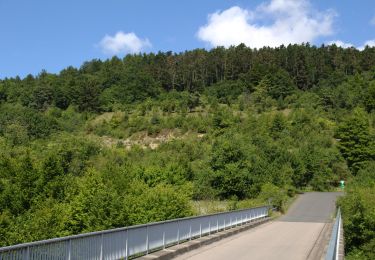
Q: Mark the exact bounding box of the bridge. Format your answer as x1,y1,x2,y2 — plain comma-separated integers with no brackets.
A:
0,192,343,260
172,192,342,260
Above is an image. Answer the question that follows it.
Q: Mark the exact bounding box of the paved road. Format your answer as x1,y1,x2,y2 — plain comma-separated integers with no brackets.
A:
175,192,342,260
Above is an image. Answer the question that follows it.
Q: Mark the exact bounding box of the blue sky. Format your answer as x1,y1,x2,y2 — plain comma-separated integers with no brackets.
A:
1,0,375,78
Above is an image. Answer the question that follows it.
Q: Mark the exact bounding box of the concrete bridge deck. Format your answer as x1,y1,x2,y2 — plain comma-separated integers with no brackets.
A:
175,192,342,260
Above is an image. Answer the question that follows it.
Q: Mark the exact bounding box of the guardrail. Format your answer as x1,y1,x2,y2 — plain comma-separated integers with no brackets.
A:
325,208,342,260
0,205,269,260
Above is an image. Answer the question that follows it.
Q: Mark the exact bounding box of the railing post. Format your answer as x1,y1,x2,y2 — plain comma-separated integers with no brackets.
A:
217,218,219,232
100,234,104,260
26,246,30,260
224,219,226,230
125,230,128,260
163,228,166,249
209,217,211,235
146,225,149,254
68,239,72,260
177,221,180,244
199,223,202,237
189,223,192,240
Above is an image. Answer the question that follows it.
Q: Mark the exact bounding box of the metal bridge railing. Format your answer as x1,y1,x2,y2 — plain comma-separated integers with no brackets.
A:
0,205,269,260
325,208,342,260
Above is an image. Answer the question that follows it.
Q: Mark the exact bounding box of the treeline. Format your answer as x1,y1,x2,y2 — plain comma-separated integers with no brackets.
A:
0,44,374,257
1,43,375,112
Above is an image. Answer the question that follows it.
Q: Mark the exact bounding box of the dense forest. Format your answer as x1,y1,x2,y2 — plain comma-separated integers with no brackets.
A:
0,43,374,259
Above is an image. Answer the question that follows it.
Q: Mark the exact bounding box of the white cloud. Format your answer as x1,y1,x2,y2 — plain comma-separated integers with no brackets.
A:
197,0,336,48
358,40,375,50
326,39,375,50
99,31,151,55
326,40,354,48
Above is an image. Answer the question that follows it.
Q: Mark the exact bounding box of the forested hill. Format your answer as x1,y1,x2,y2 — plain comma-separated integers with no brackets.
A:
0,44,374,258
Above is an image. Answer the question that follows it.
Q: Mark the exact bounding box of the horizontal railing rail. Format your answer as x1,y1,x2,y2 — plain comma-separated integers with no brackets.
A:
325,208,342,260
0,205,269,260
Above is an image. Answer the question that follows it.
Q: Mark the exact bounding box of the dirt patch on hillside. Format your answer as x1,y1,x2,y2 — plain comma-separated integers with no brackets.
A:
100,129,205,150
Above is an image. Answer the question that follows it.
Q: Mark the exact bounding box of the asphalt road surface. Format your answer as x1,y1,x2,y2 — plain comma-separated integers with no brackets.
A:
175,192,342,260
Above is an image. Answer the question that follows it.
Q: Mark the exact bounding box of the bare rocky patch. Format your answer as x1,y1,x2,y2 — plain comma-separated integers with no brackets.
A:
100,129,205,150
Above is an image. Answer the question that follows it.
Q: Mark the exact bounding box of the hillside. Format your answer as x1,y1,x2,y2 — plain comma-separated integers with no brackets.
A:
0,44,374,258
